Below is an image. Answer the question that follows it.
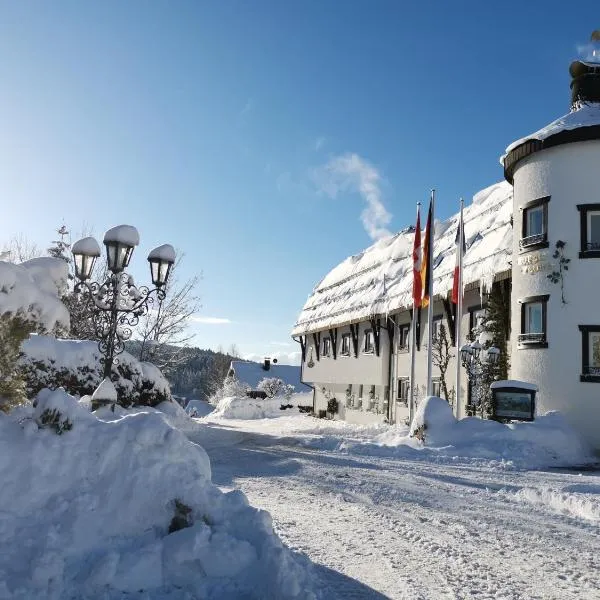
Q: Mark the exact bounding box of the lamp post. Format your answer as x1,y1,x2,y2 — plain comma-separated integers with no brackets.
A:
460,340,500,417
72,225,175,380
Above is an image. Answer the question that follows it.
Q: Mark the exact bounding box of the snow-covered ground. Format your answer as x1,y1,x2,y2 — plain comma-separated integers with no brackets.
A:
195,408,600,599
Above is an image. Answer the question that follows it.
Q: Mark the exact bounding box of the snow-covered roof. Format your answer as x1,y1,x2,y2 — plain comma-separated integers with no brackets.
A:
502,103,600,163
230,360,311,392
292,181,512,336
490,380,539,392
103,225,140,246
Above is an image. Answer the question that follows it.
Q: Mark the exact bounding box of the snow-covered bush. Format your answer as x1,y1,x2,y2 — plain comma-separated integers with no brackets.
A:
208,375,249,406
0,390,317,598
257,377,295,399
19,335,171,408
0,259,70,411
257,377,283,398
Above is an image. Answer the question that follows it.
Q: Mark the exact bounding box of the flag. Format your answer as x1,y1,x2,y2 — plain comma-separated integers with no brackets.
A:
420,201,433,308
451,206,466,304
412,206,422,308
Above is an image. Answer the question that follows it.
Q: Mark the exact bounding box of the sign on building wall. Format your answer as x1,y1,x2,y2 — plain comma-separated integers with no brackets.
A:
490,381,537,422
517,251,551,275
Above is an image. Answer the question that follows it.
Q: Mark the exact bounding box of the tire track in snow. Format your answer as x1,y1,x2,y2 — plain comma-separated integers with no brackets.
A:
203,426,600,600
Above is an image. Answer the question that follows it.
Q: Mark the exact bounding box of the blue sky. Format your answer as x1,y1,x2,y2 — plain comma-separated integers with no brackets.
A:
0,2,595,363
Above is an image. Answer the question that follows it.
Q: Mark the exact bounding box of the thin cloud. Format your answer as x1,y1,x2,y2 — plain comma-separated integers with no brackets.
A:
315,136,326,151
240,97,253,116
313,153,392,240
190,316,233,325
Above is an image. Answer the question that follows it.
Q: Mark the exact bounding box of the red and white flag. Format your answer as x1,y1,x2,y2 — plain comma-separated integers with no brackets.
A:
412,205,422,307
451,204,465,304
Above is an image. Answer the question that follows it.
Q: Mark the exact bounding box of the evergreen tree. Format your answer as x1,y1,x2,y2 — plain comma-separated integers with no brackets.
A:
47,225,71,265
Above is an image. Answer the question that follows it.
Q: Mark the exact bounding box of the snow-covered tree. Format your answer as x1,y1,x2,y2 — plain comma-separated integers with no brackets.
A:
47,224,71,265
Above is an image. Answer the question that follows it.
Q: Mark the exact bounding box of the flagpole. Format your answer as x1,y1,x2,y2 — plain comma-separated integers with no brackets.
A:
409,202,421,425
426,189,435,396
454,199,464,418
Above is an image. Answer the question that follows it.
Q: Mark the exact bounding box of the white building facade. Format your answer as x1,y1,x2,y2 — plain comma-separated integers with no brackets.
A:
292,37,600,452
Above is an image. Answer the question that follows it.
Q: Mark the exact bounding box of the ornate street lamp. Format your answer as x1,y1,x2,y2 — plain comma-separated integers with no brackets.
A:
460,340,501,417
72,225,175,383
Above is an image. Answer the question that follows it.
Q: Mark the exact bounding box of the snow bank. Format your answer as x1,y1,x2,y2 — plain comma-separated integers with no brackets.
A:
265,398,596,469
0,390,317,599
0,259,69,332
510,486,600,524
211,393,312,420
19,335,171,407
403,397,596,468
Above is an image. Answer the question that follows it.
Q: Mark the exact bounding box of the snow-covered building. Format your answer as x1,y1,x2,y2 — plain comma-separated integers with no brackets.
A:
292,33,600,451
227,359,311,394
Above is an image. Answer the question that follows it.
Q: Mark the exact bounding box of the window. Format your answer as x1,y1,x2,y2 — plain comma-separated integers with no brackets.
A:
431,317,443,342
518,295,549,348
520,196,549,251
341,333,351,356
432,379,442,398
364,329,374,353
469,306,487,334
577,204,600,258
398,324,410,352
322,337,331,357
397,378,410,403
358,384,364,398
578,325,600,382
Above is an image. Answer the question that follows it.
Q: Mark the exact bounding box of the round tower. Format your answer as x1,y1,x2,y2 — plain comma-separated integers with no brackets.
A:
503,31,600,450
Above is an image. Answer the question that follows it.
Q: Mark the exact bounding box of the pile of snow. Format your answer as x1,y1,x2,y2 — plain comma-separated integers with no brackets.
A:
404,396,596,468
0,258,69,332
19,335,171,407
211,393,313,420
0,389,316,599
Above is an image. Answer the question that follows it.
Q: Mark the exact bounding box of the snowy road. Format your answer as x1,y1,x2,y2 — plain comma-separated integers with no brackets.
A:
194,417,600,600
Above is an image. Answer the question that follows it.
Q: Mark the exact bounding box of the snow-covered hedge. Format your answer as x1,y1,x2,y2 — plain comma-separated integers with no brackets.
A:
19,335,171,408
0,390,316,598
211,392,313,420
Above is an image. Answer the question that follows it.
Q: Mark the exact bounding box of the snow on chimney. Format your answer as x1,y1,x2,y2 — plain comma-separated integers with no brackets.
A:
262,357,278,371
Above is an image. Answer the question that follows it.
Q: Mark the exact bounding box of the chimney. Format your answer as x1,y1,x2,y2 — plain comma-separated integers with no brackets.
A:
263,358,271,371
570,31,600,108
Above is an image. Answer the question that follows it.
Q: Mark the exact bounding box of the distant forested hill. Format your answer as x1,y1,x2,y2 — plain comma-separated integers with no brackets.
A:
126,341,235,401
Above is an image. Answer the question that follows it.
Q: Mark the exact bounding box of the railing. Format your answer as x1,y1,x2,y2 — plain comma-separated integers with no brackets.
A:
518,332,546,345
582,365,600,376
586,242,600,250
519,233,546,249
